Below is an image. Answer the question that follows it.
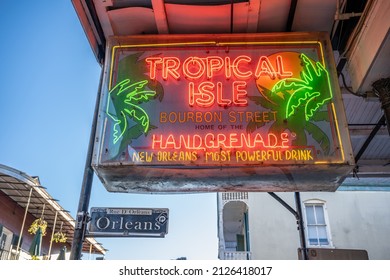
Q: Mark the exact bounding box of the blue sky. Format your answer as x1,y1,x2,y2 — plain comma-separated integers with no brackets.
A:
0,1,218,260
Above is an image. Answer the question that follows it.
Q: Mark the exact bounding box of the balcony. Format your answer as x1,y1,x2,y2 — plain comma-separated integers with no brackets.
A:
223,251,252,260
0,244,56,260
222,192,248,203
0,246,32,260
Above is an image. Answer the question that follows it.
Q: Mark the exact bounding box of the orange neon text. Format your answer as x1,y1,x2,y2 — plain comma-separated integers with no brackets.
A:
145,55,293,81
151,132,290,150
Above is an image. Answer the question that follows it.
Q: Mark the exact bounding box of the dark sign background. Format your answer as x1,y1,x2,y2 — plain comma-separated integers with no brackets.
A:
92,33,355,193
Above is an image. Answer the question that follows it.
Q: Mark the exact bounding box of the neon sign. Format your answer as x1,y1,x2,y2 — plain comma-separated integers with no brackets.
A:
92,34,354,193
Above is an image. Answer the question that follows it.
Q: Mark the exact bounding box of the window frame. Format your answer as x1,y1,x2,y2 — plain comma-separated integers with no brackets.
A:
303,199,334,248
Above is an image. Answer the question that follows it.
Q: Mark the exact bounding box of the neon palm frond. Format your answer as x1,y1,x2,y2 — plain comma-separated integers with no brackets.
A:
271,53,332,121
107,79,156,145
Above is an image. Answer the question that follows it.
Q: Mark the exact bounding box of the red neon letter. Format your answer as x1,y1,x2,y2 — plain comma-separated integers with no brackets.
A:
276,55,293,78
145,57,163,80
233,81,248,106
232,55,252,79
188,82,215,107
225,57,232,79
216,82,232,107
206,56,224,79
204,133,215,149
152,134,163,149
163,57,180,80
183,57,206,80
267,133,278,147
165,134,178,149
281,132,290,148
216,134,228,148
255,56,276,79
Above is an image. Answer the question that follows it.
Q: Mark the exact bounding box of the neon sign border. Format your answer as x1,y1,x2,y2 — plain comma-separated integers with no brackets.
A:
106,39,346,165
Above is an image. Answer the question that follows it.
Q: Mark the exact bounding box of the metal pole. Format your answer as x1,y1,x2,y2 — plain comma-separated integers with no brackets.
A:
268,192,298,219
268,191,308,260
16,187,33,258
230,0,234,33
294,192,308,260
47,210,58,259
244,211,250,260
355,115,386,163
70,67,104,260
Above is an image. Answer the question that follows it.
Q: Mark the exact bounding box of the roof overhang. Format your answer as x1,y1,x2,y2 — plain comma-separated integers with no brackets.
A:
0,164,107,255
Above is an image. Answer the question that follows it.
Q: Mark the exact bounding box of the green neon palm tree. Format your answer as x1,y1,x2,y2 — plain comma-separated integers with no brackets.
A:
106,52,164,159
248,53,333,155
107,79,156,144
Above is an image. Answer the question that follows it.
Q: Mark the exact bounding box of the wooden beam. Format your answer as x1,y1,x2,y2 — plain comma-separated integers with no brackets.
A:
152,0,169,34
247,0,261,33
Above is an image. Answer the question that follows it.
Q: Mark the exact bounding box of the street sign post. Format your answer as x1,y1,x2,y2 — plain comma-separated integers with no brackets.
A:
87,207,169,238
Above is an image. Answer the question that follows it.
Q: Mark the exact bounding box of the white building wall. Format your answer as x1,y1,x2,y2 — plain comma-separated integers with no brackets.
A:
247,191,390,260
302,191,390,260
248,193,300,260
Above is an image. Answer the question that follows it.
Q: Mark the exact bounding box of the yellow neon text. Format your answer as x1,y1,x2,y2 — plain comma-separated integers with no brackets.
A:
228,111,277,123
160,111,223,124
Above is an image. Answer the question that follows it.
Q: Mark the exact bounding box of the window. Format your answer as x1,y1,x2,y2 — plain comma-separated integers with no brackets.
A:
303,200,332,247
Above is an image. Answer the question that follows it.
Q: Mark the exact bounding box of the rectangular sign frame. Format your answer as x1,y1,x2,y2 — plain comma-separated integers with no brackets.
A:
87,207,169,238
92,32,355,193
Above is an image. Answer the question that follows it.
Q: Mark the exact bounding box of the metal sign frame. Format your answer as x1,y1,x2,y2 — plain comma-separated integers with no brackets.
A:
92,32,354,193
87,207,169,238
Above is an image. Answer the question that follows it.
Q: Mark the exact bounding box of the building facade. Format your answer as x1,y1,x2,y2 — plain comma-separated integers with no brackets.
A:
217,180,390,260
0,164,106,260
